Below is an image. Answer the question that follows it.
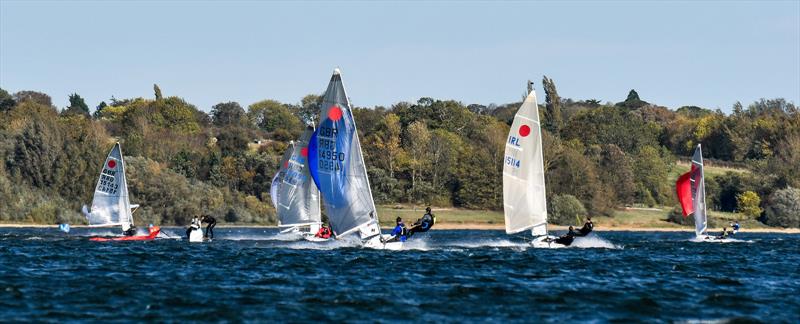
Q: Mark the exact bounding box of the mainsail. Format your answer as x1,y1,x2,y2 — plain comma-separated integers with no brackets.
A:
85,143,135,231
309,69,379,237
503,85,548,235
272,126,322,227
676,144,707,236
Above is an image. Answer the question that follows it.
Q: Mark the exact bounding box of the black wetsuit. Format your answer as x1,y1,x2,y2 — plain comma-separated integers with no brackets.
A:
123,226,137,236
202,216,217,239
554,229,577,246
407,212,434,238
575,221,593,237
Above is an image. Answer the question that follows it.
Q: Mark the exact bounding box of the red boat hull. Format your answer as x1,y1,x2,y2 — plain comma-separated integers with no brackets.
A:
89,227,161,242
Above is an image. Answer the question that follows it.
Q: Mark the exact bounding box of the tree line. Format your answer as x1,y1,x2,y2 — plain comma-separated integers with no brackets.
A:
1,78,798,227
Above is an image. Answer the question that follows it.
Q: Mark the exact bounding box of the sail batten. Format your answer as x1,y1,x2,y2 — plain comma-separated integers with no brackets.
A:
503,88,548,235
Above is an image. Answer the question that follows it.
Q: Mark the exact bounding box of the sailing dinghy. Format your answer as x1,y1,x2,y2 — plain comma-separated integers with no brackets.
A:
271,125,326,241
503,82,566,248
82,143,160,241
676,144,731,241
309,68,401,250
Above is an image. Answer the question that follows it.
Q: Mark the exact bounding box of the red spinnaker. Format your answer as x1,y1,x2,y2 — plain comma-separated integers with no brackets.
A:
676,170,693,217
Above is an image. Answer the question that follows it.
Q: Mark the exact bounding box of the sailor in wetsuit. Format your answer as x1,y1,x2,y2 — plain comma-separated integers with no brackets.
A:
716,227,729,240
122,224,137,236
407,207,436,238
384,217,407,243
554,226,577,246
575,216,594,237
201,215,217,240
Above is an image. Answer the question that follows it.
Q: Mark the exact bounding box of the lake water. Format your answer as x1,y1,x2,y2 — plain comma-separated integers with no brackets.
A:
1,228,798,322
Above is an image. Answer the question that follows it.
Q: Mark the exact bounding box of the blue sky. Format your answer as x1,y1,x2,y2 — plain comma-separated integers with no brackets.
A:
1,1,798,112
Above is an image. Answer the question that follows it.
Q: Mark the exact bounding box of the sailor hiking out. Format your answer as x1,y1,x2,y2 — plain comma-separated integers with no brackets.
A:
407,207,436,238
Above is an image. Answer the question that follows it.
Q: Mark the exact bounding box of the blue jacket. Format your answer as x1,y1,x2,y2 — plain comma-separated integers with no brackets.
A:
391,223,407,242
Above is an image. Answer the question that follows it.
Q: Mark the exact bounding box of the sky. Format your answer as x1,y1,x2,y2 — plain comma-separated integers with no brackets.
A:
1,0,798,113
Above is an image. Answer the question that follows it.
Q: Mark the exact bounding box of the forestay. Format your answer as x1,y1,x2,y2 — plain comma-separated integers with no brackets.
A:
503,88,548,235
85,143,134,231
273,126,322,227
309,69,380,237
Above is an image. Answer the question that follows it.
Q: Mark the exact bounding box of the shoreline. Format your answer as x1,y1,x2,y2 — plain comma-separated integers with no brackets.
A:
2,223,798,233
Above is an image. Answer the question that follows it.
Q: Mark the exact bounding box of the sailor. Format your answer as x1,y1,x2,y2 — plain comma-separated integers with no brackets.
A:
315,224,332,239
554,226,576,246
385,217,407,243
731,222,740,234
575,216,594,237
201,215,217,240
407,207,436,238
717,227,729,240
186,216,200,239
123,224,137,236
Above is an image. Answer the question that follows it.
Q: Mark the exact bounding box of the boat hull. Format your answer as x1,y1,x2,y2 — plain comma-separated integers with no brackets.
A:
90,228,160,242
362,234,403,250
188,227,204,242
530,235,567,248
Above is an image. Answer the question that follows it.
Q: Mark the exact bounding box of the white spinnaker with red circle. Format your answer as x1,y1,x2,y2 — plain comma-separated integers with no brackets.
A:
503,87,548,236
82,143,137,232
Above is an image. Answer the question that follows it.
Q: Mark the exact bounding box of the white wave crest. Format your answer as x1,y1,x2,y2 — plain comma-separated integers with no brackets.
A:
570,235,622,249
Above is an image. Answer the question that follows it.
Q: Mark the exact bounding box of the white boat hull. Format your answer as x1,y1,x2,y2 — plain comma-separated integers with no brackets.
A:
189,227,204,243
530,235,567,248
302,233,330,242
362,234,403,250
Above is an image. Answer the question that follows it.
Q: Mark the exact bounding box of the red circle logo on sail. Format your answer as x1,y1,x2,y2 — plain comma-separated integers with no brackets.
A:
107,160,116,169
301,147,308,157
519,125,531,137
328,105,343,121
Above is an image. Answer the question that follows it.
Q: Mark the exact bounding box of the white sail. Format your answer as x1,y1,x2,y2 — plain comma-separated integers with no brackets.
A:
84,143,134,231
503,88,548,235
691,144,708,236
274,127,322,228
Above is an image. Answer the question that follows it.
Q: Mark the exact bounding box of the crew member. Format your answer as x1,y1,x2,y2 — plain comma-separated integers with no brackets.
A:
575,216,594,237
315,224,332,239
731,222,740,234
554,226,576,246
186,216,200,239
201,215,217,240
123,224,137,236
407,207,436,238
385,217,407,243
717,227,729,240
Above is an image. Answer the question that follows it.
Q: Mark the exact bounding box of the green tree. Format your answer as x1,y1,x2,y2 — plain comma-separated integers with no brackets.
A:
404,120,431,202
542,76,563,135
63,93,90,116
616,89,649,109
248,100,301,137
154,84,163,101
0,88,15,112
736,191,762,219
549,194,587,226
211,102,247,127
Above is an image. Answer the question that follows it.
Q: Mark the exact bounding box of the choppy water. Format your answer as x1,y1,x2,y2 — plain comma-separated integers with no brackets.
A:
1,228,798,322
